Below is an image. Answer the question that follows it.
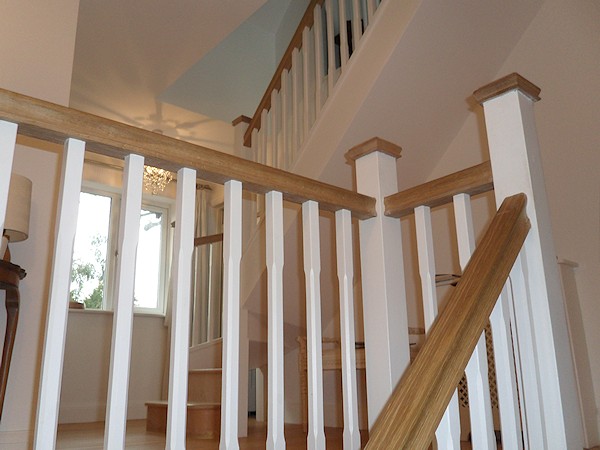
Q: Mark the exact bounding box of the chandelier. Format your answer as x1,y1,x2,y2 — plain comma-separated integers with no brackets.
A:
143,165,173,195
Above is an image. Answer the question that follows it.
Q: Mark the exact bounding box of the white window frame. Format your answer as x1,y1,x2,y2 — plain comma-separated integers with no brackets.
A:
75,181,174,316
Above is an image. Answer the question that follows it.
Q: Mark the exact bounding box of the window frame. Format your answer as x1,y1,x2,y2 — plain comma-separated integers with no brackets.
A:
74,181,174,316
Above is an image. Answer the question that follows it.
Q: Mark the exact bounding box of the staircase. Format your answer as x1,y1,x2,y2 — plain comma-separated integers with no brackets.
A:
146,368,222,438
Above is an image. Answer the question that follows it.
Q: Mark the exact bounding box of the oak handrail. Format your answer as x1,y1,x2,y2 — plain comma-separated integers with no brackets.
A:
194,233,223,247
384,161,494,218
0,88,375,219
366,193,530,449
243,0,325,147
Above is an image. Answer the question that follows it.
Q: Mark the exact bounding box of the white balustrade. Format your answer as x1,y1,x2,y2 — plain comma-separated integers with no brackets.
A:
452,193,496,450
338,0,350,69
270,90,279,168
314,3,325,112
266,191,285,450
302,200,326,450
335,209,360,450
166,167,197,449
220,180,243,450
352,0,363,50
34,138,86,450
414,205,460,450
0,121,18,233
325,0,336,96
104,154,144,450
302,27,312,142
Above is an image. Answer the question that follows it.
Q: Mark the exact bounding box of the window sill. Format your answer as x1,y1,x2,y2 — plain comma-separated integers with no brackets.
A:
68,307,165,319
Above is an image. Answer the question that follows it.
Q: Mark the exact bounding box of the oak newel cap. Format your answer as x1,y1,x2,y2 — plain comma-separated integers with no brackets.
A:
473,73,541,104
345,137,402,163
232,115,251,126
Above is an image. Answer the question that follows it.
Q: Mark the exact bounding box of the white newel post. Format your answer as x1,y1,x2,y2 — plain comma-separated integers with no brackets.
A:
232,115,252,159
474,73,584,449
346,138,410,429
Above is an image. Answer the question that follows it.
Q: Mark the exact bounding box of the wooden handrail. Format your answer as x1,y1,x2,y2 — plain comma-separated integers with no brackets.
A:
194,233,223,247
0,88,375,219
366,193,530,449
243,0,325,147
384,162,494,218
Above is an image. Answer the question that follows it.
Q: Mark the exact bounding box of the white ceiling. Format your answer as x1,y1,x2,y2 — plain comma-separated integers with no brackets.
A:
70,0,267,151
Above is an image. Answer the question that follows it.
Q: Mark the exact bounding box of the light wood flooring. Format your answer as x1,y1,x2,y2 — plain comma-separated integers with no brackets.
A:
56,419,484,449
56,418,369,449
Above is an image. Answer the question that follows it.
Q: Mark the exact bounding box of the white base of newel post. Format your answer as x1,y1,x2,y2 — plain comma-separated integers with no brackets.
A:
474,73,584,449
346,138,410,429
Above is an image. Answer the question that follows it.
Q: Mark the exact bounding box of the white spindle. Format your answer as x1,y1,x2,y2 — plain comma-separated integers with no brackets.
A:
453,193,497,449
291,47,302,153
302,27,312,140
0,121,18,233
302,200,326,450
251,128,259,164
270,90,279,168
366,0,375,24
266,191,285,450
490,285,524,449
508,254,546,448
335,209,360,450
34,138,86,449
325,0,336,97
220,180,243,450
166,167,196,449
414,205,460,450
338,0,350,69
351,0,363,51
280,70,289,170
313,3,324,112
104,154,144,450
260,109,269,166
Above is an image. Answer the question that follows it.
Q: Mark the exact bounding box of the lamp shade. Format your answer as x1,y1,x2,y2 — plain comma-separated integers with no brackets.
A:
4,173,32,242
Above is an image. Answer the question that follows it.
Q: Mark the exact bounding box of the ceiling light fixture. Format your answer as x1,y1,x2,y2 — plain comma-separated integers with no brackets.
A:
143,166,173,195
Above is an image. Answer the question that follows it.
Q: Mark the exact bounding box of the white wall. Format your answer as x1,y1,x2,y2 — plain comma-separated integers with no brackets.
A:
428,0,600,445
0,1,79,447
59,311,167,423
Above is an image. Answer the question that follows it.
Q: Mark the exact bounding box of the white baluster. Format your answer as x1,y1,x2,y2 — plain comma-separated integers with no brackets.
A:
220,180,243,450
292,47,302,152
280,70,289,170
325,0,337,96
491,285,524,450
34,138,86,450
351,0,363,51
366,0,376,24
335,209,360,450
166,167,196,450
338,0,350,69
302,200,325,450
313,3,324,113
251,128,259,163
453,193,497,449
270,90,279,168
261,109,269,166
302,27,312,140
266,191,285,450
104,154,144,450
0,121,18,233
414,205,460,450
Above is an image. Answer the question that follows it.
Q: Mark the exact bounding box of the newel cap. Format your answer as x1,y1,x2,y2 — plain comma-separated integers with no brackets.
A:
345,137,402,163
473,73,541,104
232,115,252,126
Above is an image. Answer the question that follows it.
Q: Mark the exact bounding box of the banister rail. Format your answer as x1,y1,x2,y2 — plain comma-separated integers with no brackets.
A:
243,0,325,147
384,161,494,218
365,193,530,449
0,88,375,219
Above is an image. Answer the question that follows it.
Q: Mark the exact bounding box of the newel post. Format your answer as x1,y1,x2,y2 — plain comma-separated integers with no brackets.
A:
346,138,410,429
474,73,584,448
232,115,252,159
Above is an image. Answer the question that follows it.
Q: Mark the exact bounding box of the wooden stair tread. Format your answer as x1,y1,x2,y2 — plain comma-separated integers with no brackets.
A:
145,400,220,409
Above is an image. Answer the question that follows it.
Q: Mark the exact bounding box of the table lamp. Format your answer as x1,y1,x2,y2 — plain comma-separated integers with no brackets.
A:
1,173,32,262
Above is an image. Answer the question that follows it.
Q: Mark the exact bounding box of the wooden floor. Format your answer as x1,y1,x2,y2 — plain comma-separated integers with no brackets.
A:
56,419,484,449
56,418,369,449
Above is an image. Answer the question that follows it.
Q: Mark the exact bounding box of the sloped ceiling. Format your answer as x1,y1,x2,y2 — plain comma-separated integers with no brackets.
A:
70,0,267,151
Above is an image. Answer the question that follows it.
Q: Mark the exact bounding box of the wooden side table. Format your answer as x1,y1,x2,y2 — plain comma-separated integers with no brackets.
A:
0,260,26,421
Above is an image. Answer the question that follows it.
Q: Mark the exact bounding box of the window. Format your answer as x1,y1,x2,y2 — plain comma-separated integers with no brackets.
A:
70,186,172,315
